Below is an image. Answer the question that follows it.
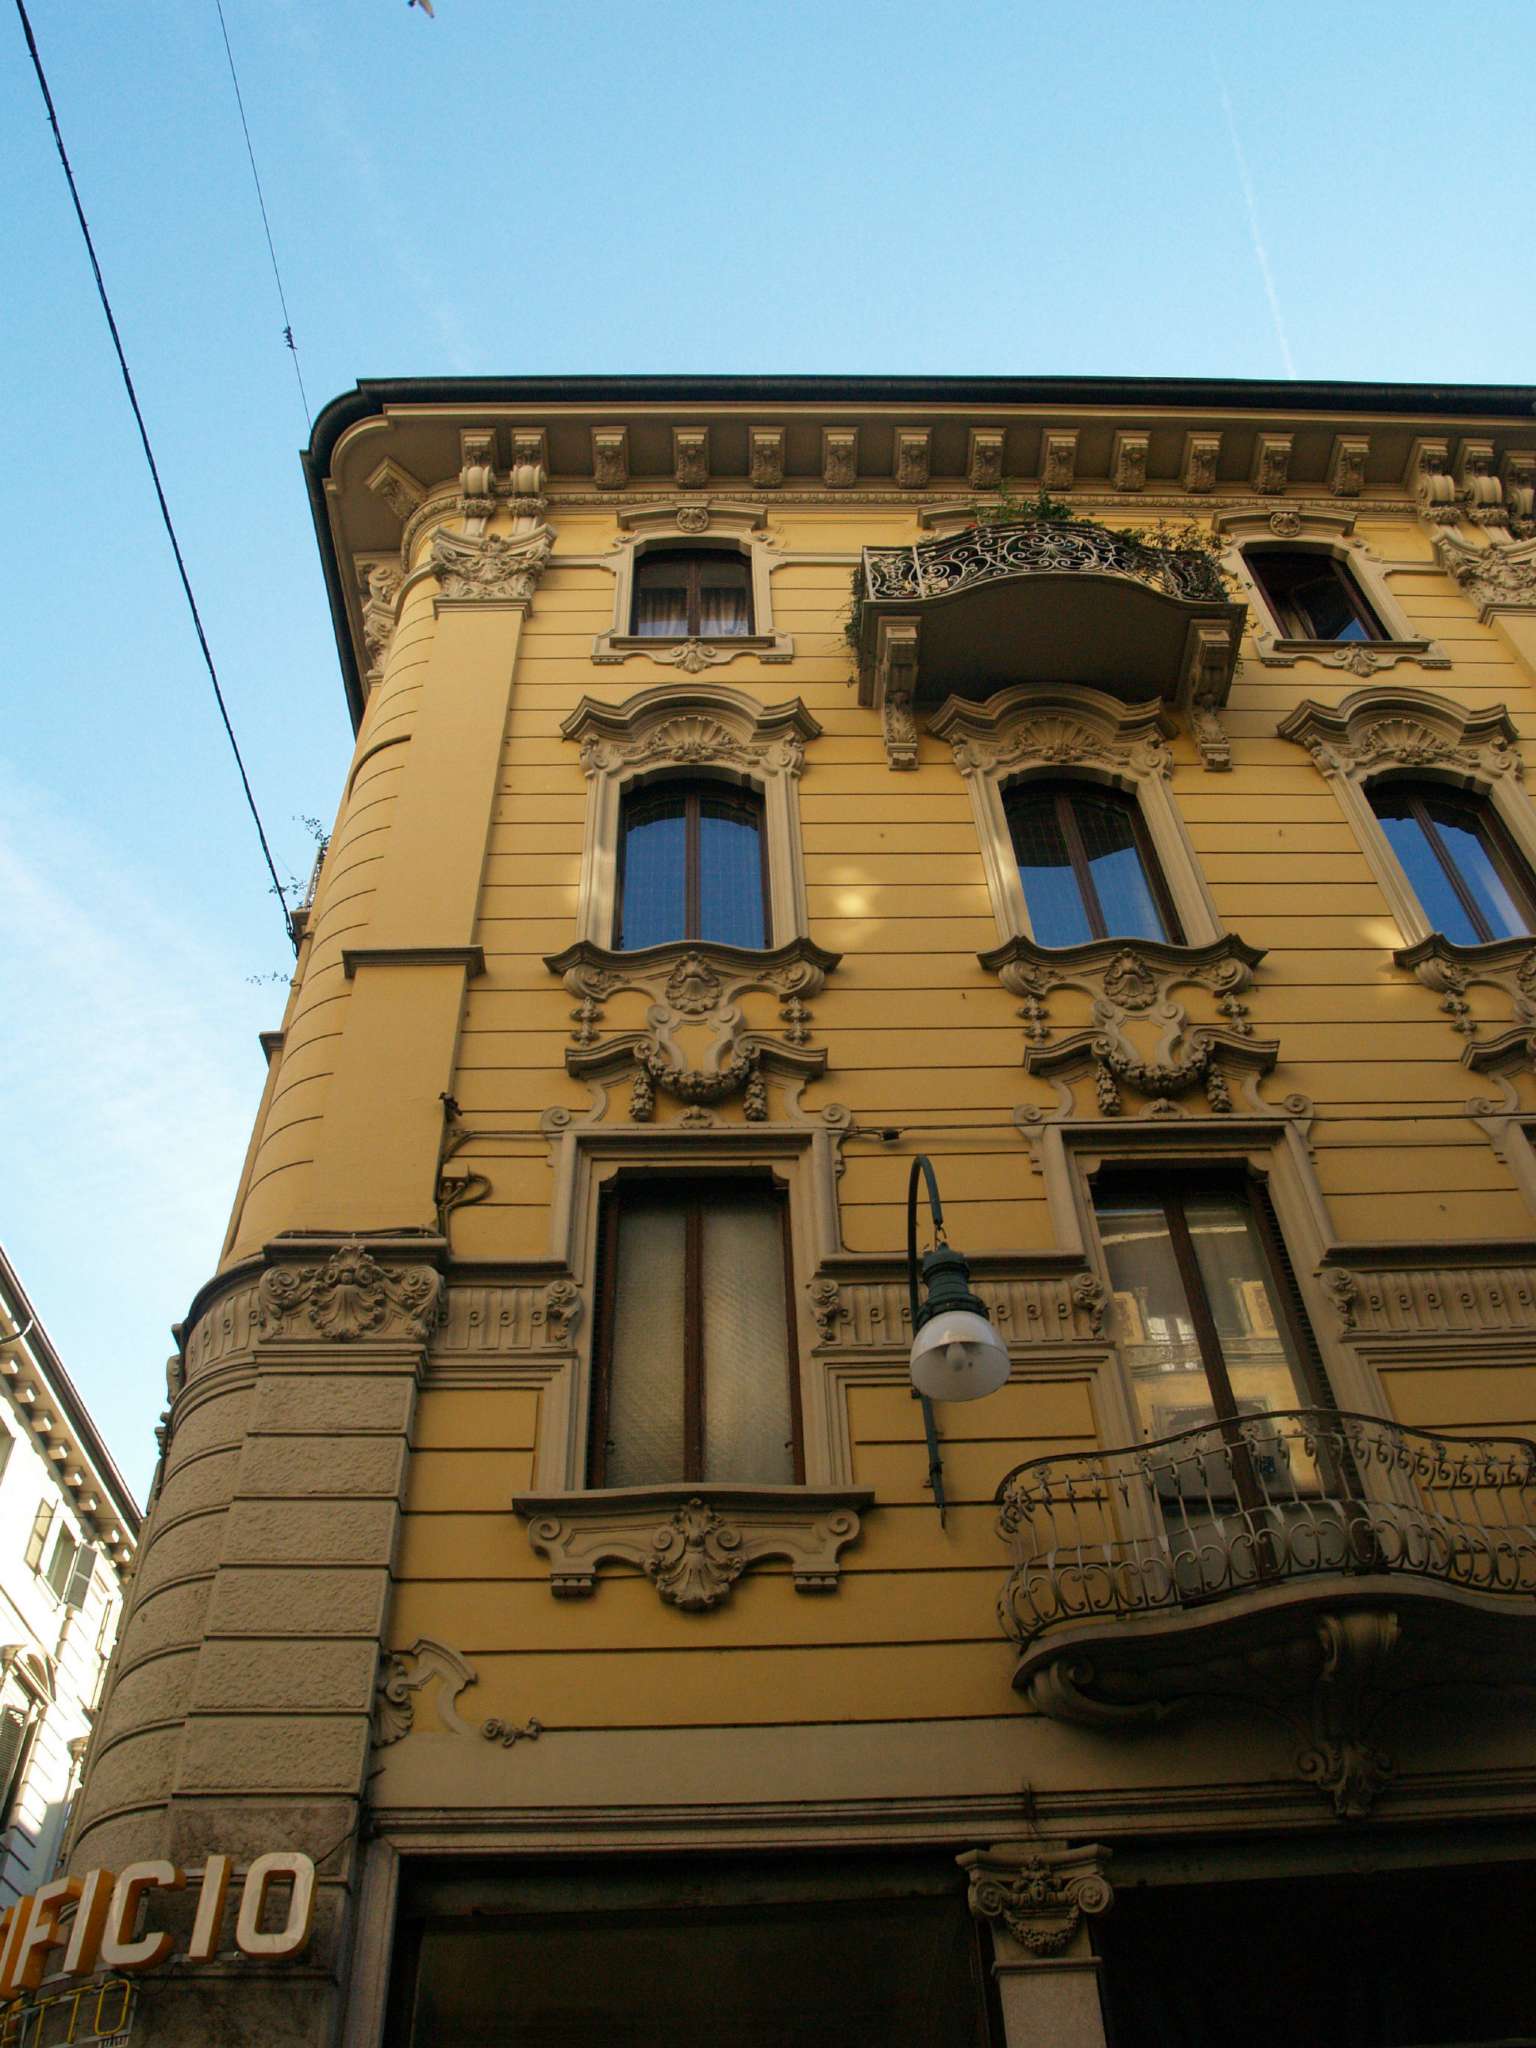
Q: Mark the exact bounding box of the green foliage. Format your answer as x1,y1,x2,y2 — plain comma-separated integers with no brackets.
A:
970,487,1075,525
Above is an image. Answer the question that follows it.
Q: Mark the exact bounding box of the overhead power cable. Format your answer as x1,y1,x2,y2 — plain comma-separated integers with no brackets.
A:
212,0,311,431
13,0,297,950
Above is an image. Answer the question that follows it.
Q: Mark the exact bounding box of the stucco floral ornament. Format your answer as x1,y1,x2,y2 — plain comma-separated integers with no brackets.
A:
432,525,553,602
260,1243,442,1342
958,1843,1114,1958
645,1498,747,1610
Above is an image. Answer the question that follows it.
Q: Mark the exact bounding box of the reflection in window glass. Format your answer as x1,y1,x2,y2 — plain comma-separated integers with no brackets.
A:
1247,550,1382,642
633,551,751,638
1370,783,1535,945
617,786,767,950
1006,786,1174,948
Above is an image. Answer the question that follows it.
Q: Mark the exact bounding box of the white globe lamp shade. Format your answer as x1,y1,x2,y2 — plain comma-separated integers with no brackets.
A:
909,1307,1012,1402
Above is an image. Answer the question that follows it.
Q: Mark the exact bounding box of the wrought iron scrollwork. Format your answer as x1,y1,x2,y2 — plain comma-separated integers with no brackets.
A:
863,518,1228,608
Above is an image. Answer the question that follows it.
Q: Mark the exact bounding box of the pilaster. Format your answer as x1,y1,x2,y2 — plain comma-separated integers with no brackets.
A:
960,1841,1114,2048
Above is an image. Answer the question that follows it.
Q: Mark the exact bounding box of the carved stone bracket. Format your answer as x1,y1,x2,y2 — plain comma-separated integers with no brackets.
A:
546,937,839,1124
1395,932,1536,1043
513,1484,875,1608
356,559,402,673
872,616,920,769
958,1842,1113,1958
373,1638,479,1747
259,1242,443,1344
1434,531,1536,618
431,523,554,606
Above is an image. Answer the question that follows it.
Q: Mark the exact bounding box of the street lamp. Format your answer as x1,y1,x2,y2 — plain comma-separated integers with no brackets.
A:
906,1155,1012,1401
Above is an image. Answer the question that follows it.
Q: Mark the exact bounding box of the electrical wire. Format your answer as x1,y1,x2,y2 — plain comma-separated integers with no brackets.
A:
212,0,311,431
13,0,297,950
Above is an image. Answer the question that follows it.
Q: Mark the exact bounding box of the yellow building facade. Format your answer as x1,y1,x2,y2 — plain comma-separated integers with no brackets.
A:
62,379,1536,2046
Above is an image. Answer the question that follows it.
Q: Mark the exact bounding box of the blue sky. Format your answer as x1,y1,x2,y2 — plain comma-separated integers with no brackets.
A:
4,0,1535,1498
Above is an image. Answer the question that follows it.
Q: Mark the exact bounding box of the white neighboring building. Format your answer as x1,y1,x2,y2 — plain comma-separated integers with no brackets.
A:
0,1247,139,1906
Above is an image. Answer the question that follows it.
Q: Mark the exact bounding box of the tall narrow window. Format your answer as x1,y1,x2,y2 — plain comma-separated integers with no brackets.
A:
1369,781,1536,945
633,550,752,638
1246,549,1383,643
616,782,768,950
589,1177,801,1489
44,1522,79,1601
1005,783,1181,949
1093,1177,1321,1443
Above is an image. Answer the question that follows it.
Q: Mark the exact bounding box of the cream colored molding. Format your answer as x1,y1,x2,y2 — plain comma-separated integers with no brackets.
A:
673,427,709,489
1277,685,1528,947
893,428,931,490
1319,1249,1536,1342
968,428,1005,491
805,1268,1108,1350
1041,430,1077,492
365,456,426,523
354,557,402,678
984,931,1263,1054
1394,931,1536,1045
960,1841,1113,1958
822,427,858,488
513,1484,874,1608
929,684,1223,948
749,427,785,489
258,1241,443,1346
1110,431,1149,493
1501,453,1536,538
373,1638,479,1747
1251,432,1292,493
1217,508,1450,675
1328,434,1370,497
1406,437,1460,525
1181,431,1222,493
531,1116,854,1488
1021,1004,1281,1123
1457,439,1507,527
591,501,793,667
457,428,497,526
544,936,840,1125
561,681,819,948
591,425,629,489
1434,531,1536,619
873,616,920,770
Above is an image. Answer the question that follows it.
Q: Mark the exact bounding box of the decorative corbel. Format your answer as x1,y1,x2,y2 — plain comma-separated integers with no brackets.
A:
1457,440,1507,528
365,457,426,525
674,427,709,490
592,426,629,490
822,427,858,488
1407,437,1459,524
968,428,1005,492
750,427,785,489
1501,453,1535,539
874,616,921,770
1181,431,1221,494
1328,434,1370,497
1434,532,1536,619
893,428,932,490
958,1842,1114,1958
458,428,498,526
1251,433,1292,494
1110,431,1149,493
1040,430,1077,493
1180,618,1239,770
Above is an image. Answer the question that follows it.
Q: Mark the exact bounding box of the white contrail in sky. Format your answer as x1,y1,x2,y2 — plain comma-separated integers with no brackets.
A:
1213,55,1298,379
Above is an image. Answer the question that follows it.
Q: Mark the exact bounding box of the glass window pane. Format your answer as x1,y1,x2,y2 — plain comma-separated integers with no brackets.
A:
619,799,688,949
1250,550,1380,642
1073,793,1169,941
1009,793,1094,947
1424,795,1531,940
701,1195,795,1484
1182,1191,1308,1420
1372,792,1483,945
1289,567,1367,641
696,558,751,636
605,1200,687,1486
1095,1198,1211,1437
697,799,766,947
633,559,691,637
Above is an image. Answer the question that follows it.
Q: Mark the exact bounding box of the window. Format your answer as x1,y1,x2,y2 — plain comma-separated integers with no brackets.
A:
23,1501,53,1571
1093,1176,1322,1444
632,549,752,638
1246,549,1384,643
1005,782,1182,949
589,1177,801,1488
1369,781,1536,946
616,782,769,951
44,1522,79,1601
0,1706,31,1826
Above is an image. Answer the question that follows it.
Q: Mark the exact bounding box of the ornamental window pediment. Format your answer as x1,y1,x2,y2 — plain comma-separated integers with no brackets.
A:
592,503,793,669
1218,510,1449,676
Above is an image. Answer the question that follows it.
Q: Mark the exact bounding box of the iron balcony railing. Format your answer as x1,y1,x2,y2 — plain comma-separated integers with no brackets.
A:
861,518,1230,609
996,1408,1536,1647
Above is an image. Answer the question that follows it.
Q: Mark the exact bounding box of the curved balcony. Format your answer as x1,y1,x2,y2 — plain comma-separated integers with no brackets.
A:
995,1411,1536,1805
856,518,1245,708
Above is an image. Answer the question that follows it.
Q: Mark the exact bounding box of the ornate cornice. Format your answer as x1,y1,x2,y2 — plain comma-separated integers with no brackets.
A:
258,1240,443,1345
1434,532,1536,617
929,684,1174,782
1277,687,1522,784
561,683,819,782
513,1484,874,1608
980,933,1264,1047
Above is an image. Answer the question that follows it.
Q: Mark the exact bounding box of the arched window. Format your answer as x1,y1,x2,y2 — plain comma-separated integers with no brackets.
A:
1005,782,1182,949
632,549,752,638
616,781,769,951
1368,780,1536,945
1246,548,1384,643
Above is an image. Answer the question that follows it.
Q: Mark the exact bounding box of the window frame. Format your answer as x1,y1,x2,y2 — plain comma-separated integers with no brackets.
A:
1218,512,1450,674
587,1171,804,1490
1004,778,1185,948
1367,777,1536,946
614,777,772,951
1245,547,1385,644
630,547,754,640
590,505,794,667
